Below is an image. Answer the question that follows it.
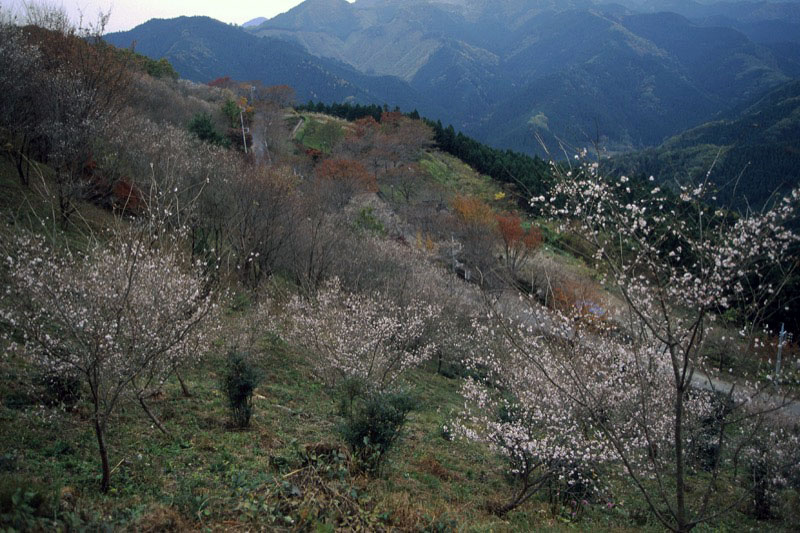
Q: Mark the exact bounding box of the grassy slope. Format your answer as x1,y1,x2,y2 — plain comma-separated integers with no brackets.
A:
3,305,789,531
294,114,348,154
0,313,637,531
419,151,510,206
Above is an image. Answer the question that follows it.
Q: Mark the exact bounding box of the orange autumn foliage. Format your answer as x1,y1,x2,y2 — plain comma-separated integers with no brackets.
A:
451,195,495,227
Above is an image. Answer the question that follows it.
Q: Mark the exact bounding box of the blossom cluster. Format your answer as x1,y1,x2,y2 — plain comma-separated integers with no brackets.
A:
450,302,721,494
519,158,800,528
286,277,441,389
546,161,800,347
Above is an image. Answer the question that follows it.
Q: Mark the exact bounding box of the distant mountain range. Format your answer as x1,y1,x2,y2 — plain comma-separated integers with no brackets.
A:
617,0,800,45
104,16,452,122
106,0,800,163
607,79,800,210
246,0,799,155
242,17,268,28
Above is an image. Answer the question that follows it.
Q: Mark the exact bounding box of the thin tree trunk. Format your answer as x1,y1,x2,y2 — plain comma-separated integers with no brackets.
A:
14,151,28,187
139,395,170,435
57,169,71,228
495,481,531,516
12,136,31,187
175,368,192,398
93,416,111,493
675,383,688,532
494,471,550,516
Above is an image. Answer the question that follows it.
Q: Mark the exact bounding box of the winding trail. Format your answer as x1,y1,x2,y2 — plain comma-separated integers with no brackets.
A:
690,372,800,419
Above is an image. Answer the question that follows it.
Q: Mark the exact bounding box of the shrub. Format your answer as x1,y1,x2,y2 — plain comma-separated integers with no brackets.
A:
689,392,733,471
354,207,386,235
188,112,229,147
0,480,57,531
220,350,263,429
338,389,415,474
743,427,800,520
336,377,368,420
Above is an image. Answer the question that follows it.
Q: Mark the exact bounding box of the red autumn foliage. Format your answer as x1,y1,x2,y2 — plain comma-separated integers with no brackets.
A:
495,212,543,276
315,158,377,193
207,76,234,89
111,178,145,214
351,116,380,138
496,212,543,251
263,85,296,108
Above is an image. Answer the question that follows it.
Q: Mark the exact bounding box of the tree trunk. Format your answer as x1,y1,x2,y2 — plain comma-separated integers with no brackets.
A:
14,150,28,187
175,369,192,397
495,483,530,516
139,395,170,435
675,383,689,532
12,136,31,187
93,417,111,493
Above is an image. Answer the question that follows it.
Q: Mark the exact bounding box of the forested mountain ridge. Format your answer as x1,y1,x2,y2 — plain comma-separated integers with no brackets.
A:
606,79,800,210
617,0,800,45
104,16,453,123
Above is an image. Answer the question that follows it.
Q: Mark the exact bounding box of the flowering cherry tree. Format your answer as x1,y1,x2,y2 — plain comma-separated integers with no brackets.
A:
287,277,440,390
526,160,800,531
454,157,798,526
1,232,217,492
452,298,723,512
451,315,612,514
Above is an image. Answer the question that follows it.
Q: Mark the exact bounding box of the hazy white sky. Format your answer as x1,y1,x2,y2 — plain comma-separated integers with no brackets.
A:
2,0,337,32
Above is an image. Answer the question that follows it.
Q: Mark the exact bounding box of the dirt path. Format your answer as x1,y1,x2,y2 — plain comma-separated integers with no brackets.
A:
291,116,305,139
690,372,800,418
250,112,268,164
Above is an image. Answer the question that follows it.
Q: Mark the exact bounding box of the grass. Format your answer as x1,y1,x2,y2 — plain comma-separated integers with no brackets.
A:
419,151,519,211
3,318,796,531
295,114,347,154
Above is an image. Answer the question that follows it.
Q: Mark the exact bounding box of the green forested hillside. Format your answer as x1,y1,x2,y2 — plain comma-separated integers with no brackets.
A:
608,80,800,210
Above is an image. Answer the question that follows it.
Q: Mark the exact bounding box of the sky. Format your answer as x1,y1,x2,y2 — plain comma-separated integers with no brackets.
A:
2,0,338,33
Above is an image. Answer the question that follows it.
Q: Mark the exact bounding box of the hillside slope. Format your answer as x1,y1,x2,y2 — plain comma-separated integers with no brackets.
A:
3,20,800,530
